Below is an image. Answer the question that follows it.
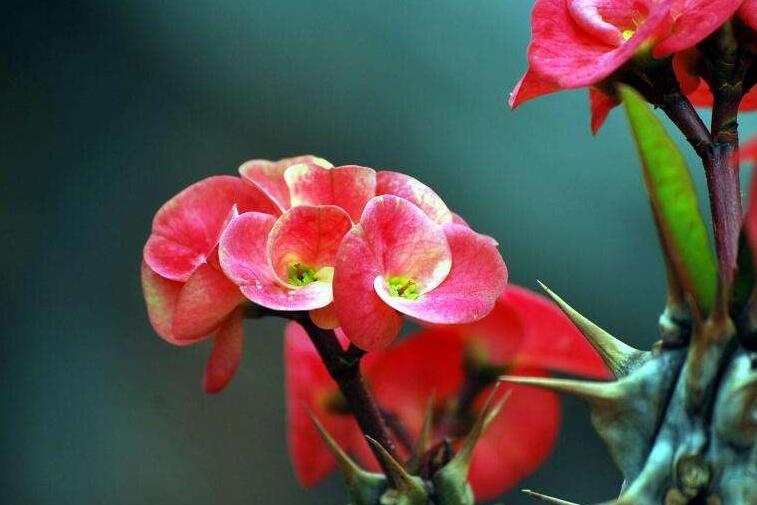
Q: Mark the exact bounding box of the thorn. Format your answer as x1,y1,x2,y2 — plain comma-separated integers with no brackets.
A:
537,281,643,377
453,384,510,471
365,436,426,499
522,489,580,504
498,375,621,404
406,395,435,473
307,409,364,478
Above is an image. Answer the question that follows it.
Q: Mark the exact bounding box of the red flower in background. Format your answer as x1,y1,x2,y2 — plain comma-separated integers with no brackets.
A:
510,0,757,132
286,285,608,500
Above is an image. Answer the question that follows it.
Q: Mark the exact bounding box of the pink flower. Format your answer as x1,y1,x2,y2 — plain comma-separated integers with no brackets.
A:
141,175,279,393
333,195,507,351
219,205,353,327
510,0,747,132
284,285,609,498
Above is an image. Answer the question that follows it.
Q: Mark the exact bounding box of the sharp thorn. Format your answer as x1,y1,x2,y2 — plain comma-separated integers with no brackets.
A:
453,384,509,470
537,281,643,377
522,489,580,504
499,375,621,404
307,409,365,479
365,436,425,498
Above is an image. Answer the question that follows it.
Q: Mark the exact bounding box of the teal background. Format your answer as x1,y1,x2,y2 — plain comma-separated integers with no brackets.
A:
3,1,755,504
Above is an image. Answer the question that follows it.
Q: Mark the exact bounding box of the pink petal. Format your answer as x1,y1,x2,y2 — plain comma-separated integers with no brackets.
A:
508,68,562,109
468,373,560,500
375,172,453,225
141,261,196,346
361,195,452,293
267,205,353,285
284,322,361,487
503,286,611,379
528,0,674,88
203,308,244,394
171,263,244,340
285,164,377,222
219,211,278,285
144,176,274,282
654,0,742,57
567,0,626,46
375,223,507,325
590,87,619,134
219,211,333,311
740,0,757,30
332,228,403,351
238,156,332,213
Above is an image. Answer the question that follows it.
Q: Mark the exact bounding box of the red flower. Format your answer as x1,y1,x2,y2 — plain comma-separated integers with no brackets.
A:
333,195,508,351
285,285,609,499
510,0,751,132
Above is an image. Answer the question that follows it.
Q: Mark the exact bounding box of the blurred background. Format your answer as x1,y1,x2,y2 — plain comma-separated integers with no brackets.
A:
3,1,756,504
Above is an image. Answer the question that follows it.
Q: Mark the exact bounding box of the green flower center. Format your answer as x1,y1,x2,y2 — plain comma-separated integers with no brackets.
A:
288,263,317,286
387,276,421,300
622,29,635,41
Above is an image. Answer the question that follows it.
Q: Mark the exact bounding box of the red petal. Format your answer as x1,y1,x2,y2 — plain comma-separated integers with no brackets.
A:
468,370,560,500
333,228,403,351
741,135,757,165
285,164,377,222
589,87,619,135
375,172,453,224
284,322,361,486
203,308,244,394
739,0,757,31
144,176,275,282
506,286,610,379
509,68,562,109
376,223,507,325
365,330,466,434
172,263,244,340
528,0,674,88
654,0,742,57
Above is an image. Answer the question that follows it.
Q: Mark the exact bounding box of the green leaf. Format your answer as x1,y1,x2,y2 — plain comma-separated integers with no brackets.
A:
620,85,717,314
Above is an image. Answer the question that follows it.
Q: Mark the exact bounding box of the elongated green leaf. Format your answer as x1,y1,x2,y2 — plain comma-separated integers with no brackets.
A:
620,85,717,313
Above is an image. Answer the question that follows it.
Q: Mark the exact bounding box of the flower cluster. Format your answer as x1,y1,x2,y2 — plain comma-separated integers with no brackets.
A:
510,0,757,132
286,285,609,499
141,156,507,392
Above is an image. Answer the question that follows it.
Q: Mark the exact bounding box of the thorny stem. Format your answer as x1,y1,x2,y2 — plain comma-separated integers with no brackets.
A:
292,314,401,480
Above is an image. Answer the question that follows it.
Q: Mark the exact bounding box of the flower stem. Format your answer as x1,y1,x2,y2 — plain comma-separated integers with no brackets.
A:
293,314,401,477
653,81,743,281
